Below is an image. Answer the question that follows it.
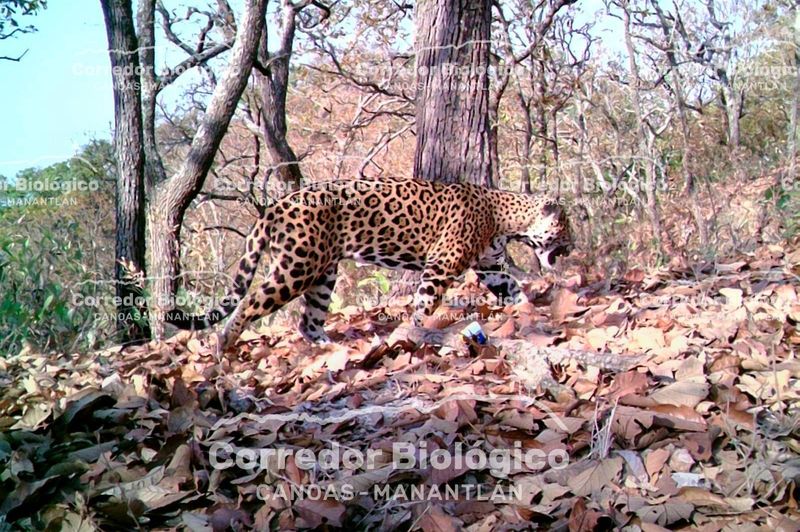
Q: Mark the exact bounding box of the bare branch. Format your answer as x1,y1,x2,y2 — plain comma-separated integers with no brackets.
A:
0,48,28,61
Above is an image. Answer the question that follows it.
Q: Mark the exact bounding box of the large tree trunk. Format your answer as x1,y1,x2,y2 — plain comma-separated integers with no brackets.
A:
391,0,492,299
413,0,492,185
100,0,150,344
148,0,267,339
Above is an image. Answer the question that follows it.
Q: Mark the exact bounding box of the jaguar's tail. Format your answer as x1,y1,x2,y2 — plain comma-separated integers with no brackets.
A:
165,219,268,331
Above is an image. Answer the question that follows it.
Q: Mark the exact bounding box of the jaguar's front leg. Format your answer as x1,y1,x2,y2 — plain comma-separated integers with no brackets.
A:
475,266,526,306
412,266,455,327
474,236,526,306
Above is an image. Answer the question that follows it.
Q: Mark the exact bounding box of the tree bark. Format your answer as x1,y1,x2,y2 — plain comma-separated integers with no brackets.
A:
99,0,150,344
413,0,492,185
719,82,742,148
389,0,492,298
253,1,304,192
136,0,167,195
148,0,267,339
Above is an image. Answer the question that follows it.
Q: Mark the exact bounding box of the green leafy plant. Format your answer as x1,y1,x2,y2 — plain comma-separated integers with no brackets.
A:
357,270,391,295
766,180,800,238
0,229,110,355
0,141,116,355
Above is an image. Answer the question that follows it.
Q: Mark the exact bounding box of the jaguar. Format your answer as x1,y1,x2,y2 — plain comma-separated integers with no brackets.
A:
166,177,572,349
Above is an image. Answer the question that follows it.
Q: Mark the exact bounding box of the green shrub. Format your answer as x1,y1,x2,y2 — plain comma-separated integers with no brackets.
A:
0,227,111,355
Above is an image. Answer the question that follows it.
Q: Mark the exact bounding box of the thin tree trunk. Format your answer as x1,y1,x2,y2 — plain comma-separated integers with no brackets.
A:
515,82,533,194
136,0,167,195
100,0,150,343
548,106,560,194
148,0,267,339
719,82,742,148
622,2,665,257
413,0,492,185
788,6,800,184
535,57,548,186
491,0,575,190
676,96,709,250
574,105,592,250
652,1,708,250
253,1,303,191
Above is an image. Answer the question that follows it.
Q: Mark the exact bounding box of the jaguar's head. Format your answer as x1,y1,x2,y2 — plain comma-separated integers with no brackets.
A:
516,199,573,270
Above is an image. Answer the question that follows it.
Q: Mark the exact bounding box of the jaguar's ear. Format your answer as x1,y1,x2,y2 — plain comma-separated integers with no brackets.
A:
542,200,560,215
542,199,567,223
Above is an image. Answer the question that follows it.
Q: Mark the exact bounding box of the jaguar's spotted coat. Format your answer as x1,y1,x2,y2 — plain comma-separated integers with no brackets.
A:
166,177,571,349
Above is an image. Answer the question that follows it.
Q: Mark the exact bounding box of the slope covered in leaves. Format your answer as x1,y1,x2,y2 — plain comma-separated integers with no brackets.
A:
1,244,799,530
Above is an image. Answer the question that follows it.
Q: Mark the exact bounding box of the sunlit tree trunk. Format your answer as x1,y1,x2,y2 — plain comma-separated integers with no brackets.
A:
147,0,267,339
413,0,492,185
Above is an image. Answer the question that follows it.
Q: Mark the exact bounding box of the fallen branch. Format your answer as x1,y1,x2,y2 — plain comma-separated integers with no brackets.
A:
382,324,647,399
385,324,644,371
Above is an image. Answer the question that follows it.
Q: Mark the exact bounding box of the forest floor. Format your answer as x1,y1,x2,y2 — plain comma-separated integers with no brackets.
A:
1,242,800,531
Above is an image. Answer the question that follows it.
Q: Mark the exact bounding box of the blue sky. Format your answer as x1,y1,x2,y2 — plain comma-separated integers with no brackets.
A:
0,1,616,181
0,0,290,180
0,1,115,179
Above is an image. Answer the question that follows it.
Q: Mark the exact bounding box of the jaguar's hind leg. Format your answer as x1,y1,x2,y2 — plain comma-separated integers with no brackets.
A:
299,265,337,344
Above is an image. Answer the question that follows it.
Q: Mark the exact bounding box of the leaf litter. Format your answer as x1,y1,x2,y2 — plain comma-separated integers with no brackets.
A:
1,244,799,530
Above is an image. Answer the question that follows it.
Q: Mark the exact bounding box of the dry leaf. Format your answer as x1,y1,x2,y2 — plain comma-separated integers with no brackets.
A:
295,498,346,528
551,289,586,323
567,458,623,497
649,380,709,408
417,504,461,532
